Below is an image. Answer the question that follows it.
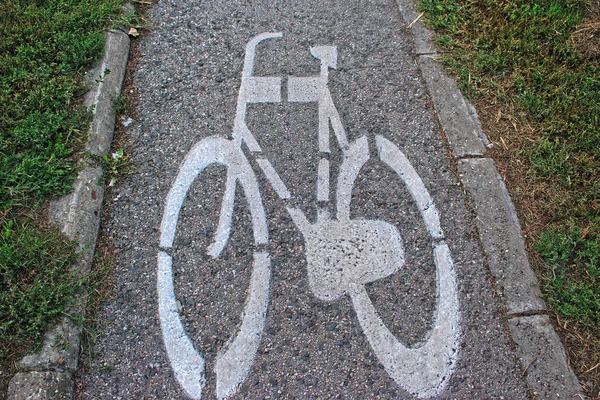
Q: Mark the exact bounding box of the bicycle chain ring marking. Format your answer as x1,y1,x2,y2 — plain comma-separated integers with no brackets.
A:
157,33,461,399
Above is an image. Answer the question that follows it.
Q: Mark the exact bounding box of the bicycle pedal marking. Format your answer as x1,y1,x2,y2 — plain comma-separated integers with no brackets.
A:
158,32,461,399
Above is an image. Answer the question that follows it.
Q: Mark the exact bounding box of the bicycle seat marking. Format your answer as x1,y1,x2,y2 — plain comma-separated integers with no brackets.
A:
158,32,461,399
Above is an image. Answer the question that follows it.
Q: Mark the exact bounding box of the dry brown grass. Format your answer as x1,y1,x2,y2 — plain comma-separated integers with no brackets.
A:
472,94,600,397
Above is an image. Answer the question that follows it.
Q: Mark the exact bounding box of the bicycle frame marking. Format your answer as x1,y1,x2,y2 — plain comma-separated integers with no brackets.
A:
158,32,461,399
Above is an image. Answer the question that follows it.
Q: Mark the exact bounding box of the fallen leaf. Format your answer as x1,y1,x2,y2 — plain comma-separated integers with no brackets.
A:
128,27,140,37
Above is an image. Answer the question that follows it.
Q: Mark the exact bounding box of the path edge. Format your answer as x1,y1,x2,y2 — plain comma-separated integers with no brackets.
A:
7,29,131,400
395,0,584,398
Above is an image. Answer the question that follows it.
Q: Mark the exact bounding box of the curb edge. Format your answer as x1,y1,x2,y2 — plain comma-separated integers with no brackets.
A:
395,0,584,398
7,30,130,400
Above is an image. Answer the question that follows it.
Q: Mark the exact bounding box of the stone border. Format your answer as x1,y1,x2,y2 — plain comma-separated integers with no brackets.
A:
7,29,130,400
395,0,583,398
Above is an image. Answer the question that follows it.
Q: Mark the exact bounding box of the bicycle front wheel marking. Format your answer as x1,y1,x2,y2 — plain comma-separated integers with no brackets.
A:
347,135,460,398
157,251,205,399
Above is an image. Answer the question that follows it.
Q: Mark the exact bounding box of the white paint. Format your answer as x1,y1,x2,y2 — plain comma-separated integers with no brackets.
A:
256,158,291,200
158,32,460,400
350,241,459,398
157,251,205,400
376,135,444,240
346,136,460,398
289,135,460,398
216,251,271,399
207,173,236,258
336,135,369,220
317,158,330,202
240,77,282,104
241,32,283,79
233,32,283,152
160,136,268,252
300,218,405,302
158,138,271,399
158,33,289,400
288,46,347,152
323,89,349,151
291,134,459,398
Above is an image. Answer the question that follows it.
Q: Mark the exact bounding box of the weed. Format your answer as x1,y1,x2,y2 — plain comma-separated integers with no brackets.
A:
0,0,126,210
79,244,115,365
102,148,133,187
537,221,599,330
114,94,133,116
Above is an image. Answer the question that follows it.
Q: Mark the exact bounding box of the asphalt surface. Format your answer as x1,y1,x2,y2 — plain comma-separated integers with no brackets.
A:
79,0,532,398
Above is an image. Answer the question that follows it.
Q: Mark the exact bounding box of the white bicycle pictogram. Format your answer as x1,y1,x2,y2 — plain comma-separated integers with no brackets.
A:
158,32,460,399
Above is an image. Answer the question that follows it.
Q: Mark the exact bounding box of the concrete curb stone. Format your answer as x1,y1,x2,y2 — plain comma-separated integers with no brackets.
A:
49,166,105,265
395,0,584,398
510,315,583,399
17,317,81,374
457,157,546,315
7,372,73,400
396,0,488,158
417,56,488,158
7,30,130,400
85,30,132,157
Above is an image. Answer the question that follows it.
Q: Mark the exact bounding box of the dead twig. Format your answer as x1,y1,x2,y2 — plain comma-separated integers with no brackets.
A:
407,12,425,29
522,358,537,376
585,363,600,373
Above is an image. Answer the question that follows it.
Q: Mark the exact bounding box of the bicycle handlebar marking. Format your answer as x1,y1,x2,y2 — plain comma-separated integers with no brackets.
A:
158,32,461,399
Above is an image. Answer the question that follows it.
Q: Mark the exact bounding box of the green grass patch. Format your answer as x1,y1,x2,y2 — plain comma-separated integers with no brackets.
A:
0,0,127,374
0,215,80,360
0,0,126,210
537,221,600,329
419,0,599,391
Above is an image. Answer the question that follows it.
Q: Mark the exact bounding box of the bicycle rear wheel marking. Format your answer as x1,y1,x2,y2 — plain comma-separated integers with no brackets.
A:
288,135,460,398
158,137,271,399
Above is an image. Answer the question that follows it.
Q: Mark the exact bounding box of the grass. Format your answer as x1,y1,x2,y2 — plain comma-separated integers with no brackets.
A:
0,0,127,210
0,0,127,388
0,213,80,359
418,0,599,395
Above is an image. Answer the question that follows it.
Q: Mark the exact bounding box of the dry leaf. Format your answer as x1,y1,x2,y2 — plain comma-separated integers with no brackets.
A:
128,27,140,37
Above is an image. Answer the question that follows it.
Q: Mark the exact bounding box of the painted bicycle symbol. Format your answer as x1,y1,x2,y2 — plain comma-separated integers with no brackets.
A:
157,32,460,399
